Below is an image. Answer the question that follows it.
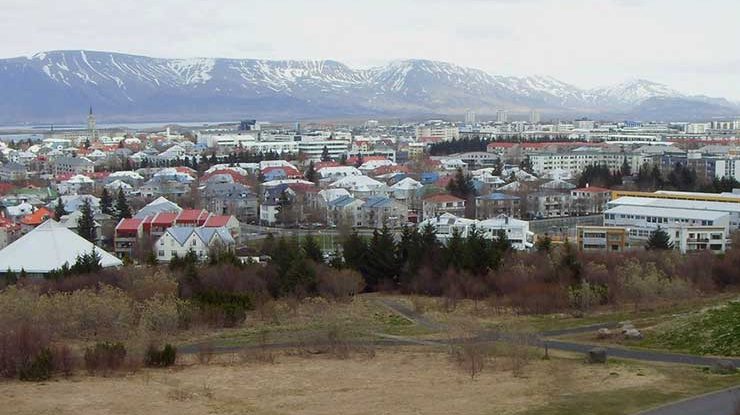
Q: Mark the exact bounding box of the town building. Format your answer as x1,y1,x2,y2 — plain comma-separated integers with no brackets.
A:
422,194,466,220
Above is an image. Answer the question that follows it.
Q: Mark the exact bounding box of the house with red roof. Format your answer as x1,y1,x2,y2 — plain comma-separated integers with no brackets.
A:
203,215,241,242
114,218,144,257
175,209,211,226
422,194,466,220
20,207,53,231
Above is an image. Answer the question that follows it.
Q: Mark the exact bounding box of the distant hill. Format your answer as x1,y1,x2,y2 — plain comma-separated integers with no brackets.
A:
0,50,737,123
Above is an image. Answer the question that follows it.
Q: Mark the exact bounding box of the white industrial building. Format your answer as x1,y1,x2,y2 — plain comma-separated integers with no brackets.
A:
608,196,740,230
298,139,350,161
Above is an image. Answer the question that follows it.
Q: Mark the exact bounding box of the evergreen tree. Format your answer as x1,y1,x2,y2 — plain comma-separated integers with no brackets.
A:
621,157,632,177
519,155,533,173
302,234,323,263
342,231,368,275
365,225,398,288
535,235,552,253
321,145,331,162
339,153,348,166
77,199,97,243
646,227,674,250
447,167,476,199
54,196,68,219
305,160,318,184
100,188,113,215
355,153,364,168
115,188,132,220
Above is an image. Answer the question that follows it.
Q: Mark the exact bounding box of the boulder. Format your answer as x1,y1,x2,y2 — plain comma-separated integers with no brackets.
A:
620,323,636,333
596,328,612,339
623,328,643,340
587,347,607,364
712,360,737,374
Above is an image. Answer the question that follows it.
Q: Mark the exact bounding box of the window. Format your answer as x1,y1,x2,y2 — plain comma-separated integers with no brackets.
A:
158,250,164,257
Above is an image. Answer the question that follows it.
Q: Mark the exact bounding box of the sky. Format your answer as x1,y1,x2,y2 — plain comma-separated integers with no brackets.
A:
2,0,739,99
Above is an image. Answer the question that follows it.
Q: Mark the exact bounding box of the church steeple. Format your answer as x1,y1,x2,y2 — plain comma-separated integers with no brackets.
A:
87,106,97,142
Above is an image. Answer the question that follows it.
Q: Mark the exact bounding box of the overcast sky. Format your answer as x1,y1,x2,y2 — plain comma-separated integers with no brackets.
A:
3,0,739,99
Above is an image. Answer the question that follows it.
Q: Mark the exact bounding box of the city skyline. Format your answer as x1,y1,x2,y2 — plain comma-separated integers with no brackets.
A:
2,0,739,100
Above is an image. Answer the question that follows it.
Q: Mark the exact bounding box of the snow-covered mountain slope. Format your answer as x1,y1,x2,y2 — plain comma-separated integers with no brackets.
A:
0,50,736,122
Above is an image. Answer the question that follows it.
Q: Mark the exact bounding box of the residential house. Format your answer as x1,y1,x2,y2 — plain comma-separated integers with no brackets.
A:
154,226,235,262
476,193,521,219
326,195,365,227
362,196,407,228
201,182,258,222
52,156,94,176
570,186,612,215
0,162,27,181
422,194,466,220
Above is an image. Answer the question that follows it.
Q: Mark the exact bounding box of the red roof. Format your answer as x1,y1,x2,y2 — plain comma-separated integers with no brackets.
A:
176,209,210,223
371,165,410,176
573,186,611,193
175,167,197,176
116,218,144,232
151,212,178,226
201,169,248,184
203,215,233,227
346,155,387,165
423,194,465,203
261,166,302,177
434,175,454,188
314,161,340,171
21,207,53,225
0,183,17,195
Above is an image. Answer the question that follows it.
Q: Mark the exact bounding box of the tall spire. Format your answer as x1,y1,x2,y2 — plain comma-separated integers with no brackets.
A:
89,105,93,116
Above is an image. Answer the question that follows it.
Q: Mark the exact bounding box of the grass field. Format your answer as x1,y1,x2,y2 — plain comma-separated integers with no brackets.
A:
5,346,739,415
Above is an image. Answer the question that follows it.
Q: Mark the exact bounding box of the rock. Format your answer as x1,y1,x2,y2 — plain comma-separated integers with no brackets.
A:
596,328,612,339
587,347,607,364
620,323,636,333
712,360,737,374
623,328,643,340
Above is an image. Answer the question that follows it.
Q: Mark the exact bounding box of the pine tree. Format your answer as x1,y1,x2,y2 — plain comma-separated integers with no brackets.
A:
339,153,348,166
305,161,318,184
621,157,632,177
77,199,97,243
115,188,132,220
100,188,113,215
342,231,368,274
302,234,323,263
646,227,674,250
321,145,331,162
53,196,68,219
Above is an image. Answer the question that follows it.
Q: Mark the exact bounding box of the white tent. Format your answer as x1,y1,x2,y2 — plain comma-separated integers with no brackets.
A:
0,220,122,274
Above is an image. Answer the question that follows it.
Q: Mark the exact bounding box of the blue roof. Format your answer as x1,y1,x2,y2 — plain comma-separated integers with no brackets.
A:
328,194,358,208
364,196,394,208
477,192,520,201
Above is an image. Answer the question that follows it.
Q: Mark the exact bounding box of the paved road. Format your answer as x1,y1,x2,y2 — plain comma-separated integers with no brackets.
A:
635,386,740,415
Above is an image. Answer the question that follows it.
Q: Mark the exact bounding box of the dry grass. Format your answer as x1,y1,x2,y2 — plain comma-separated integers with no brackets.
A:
0,348,690,415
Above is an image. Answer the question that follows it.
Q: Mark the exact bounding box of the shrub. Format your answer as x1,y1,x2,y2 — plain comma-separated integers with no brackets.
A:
145,344,177,367
19,348,53,381
84,342,127,375
317,268,365,301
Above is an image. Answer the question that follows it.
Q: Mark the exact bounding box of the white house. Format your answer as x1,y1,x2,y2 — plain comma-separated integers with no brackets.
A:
155,226,235,262
418,213,534,251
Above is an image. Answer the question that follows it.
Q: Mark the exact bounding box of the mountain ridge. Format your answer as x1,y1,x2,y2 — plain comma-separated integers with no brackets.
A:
0,50,737,123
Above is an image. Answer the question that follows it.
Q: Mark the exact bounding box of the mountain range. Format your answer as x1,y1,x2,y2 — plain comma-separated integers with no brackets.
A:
0,50,737,124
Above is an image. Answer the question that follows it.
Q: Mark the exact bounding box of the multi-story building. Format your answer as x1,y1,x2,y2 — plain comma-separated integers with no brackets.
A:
576,226,630,252
419,213,534,251
570,186,612,215
603,204,730,242
298,139,351,161
52,156,94,176
422,194,466,220
415,123,459,142
528,150,627,176
476,193,521,219
0,162,28,181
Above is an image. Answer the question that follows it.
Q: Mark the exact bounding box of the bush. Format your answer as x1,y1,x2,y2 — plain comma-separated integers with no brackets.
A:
19,348,53,381
145,344,177,367
84,342,127,375
317,267,365,301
